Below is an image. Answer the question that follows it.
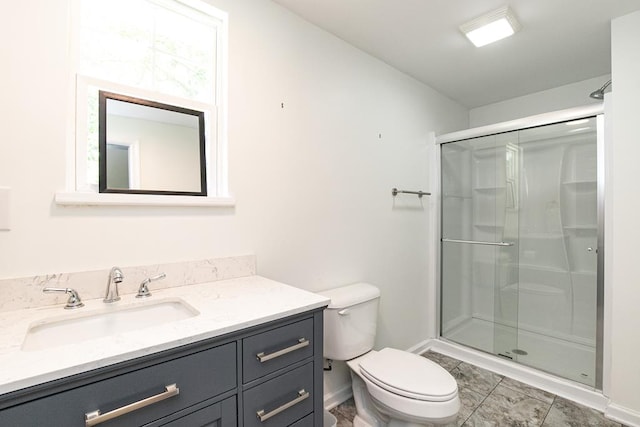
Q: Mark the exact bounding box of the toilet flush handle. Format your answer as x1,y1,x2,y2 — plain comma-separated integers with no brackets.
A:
338,309,350,316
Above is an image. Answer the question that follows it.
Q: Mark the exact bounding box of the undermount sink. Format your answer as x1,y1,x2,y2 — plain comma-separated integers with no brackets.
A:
22,298,199,351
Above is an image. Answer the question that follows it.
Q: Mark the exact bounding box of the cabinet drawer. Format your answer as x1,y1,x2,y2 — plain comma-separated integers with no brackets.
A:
289,413,314,427
243,318,313,383
2,343,236,427
150,396,236,427
243,362,313,427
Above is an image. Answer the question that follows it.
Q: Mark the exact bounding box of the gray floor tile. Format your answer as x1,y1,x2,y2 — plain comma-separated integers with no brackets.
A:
452,362,503,396
501,377,556,404
331,398,356,426
329,407,353,427
422,350,462,371
463,383,551,427
456,387,487,426
541,397,621,427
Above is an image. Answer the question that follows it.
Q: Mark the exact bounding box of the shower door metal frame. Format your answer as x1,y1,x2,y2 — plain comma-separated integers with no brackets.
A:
595,113,605,389
436,104,605,390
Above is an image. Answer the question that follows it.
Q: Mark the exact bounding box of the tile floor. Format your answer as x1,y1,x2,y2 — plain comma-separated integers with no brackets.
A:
330,351,625,427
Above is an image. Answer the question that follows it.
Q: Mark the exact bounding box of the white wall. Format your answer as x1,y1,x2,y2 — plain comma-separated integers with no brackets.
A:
469,75,610,128
607,10,640,423
0,0,468,402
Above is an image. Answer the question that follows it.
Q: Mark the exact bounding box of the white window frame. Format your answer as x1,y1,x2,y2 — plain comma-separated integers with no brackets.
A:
56,0,232,207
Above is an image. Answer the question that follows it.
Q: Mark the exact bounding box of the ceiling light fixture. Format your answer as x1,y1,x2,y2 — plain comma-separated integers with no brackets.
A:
460,6,521,47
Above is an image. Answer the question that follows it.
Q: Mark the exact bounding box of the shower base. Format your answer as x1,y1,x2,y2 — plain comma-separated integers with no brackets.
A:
444,317,595,387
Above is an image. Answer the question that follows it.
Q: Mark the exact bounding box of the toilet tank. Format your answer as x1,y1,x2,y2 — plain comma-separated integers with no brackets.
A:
318,283,380,361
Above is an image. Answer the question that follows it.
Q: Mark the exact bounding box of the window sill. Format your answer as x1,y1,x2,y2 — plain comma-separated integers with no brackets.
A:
55,192,235,207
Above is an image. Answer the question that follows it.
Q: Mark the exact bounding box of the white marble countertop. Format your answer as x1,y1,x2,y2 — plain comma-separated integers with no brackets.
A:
0,275,329,395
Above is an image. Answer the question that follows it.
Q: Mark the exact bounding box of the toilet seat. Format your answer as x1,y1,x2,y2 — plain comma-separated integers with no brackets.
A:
359,348,458,402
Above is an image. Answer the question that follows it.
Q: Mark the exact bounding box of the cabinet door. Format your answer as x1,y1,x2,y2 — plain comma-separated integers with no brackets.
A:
151,396,236,427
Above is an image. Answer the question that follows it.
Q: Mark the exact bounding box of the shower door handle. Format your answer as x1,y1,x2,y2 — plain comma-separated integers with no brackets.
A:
441,238,514,247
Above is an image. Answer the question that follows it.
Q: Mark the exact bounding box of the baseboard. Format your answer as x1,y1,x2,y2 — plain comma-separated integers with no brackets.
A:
323,384,353,410
606,403,640,427
406,338,433,355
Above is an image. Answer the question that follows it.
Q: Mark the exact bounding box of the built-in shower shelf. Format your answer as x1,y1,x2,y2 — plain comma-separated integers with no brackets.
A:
563,225,597,230
443,193,472,199
473,186,506,192
474,223,503,229
504,282,565,296
571,270,597,276
562,180,596,190
518,264,569,273
519,233,567,239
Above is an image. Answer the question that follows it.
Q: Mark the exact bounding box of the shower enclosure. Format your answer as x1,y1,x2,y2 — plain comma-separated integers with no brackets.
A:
439,112,603,388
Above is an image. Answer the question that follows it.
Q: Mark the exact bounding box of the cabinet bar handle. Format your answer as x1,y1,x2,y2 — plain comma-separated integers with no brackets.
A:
85,384,179,426
256,338,309,363
256,389,309,422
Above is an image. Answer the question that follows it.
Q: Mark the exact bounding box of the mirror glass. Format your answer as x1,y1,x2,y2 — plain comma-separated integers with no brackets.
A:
99,91,207,195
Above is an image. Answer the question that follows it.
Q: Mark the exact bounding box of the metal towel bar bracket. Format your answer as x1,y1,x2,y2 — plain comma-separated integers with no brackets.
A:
392,188,431,198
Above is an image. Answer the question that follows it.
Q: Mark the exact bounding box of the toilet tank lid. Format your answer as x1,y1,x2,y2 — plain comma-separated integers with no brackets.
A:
318,283,380,309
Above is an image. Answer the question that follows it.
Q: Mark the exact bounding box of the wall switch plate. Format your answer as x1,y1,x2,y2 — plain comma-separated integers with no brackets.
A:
0,187,10,231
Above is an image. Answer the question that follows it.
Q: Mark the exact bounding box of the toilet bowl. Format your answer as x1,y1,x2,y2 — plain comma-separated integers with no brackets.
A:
348,349,459,426
320,283,460,426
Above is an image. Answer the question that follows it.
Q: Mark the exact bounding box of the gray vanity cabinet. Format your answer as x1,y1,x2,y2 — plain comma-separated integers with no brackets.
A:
0,308,325,427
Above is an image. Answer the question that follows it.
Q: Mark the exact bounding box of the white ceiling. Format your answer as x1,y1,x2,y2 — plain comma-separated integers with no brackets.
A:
271,0,640,108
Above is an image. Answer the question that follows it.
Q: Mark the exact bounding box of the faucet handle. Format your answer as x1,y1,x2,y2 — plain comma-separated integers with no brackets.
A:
43,287,84,309
136,273,166,298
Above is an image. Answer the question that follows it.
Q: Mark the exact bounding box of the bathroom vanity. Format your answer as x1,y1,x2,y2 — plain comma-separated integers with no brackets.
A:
0,276,329,426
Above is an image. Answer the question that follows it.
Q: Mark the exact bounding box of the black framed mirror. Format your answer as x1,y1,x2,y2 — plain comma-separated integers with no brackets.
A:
98,91,207,196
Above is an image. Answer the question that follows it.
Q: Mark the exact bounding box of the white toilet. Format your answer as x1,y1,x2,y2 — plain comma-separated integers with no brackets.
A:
320,283,460,427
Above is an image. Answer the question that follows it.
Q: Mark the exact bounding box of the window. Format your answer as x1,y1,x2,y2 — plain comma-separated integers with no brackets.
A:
79,0,217,103
58,0,230,205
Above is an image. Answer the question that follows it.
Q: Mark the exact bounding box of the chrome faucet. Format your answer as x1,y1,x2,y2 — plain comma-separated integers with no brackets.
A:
104,267,124,303
136,273,166,298
43,287,84,309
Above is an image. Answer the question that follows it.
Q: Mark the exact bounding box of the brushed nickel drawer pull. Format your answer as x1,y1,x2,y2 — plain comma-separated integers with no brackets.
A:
84,384,179,426
256,389,309,422
256,338,309,363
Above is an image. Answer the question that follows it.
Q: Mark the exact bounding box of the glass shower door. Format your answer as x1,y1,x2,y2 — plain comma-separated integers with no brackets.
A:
440,117,600,387
441,131,520,359
515,118,598,386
